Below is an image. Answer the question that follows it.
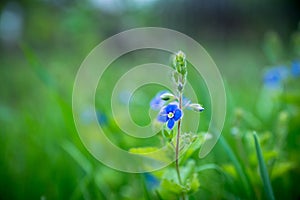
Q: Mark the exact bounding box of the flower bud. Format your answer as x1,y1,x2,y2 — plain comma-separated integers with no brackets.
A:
188,103,204,112
176,51,186,62
173,50,187,76
160,92,176,101
177,83,183,92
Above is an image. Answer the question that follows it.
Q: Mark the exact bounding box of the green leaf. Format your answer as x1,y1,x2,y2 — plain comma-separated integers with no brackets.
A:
197,163,223,173
181,160,196,184
157,168,185,199
129,146,173,163
162,129,174,140
187,173,200,193
160,177,185,194
129,147,159,154
253,132,275,200
157,160,201,198
186,133,203,152
180,133,204,164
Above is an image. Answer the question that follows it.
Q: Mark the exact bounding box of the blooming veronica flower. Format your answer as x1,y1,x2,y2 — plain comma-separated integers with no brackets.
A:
157,103,182,130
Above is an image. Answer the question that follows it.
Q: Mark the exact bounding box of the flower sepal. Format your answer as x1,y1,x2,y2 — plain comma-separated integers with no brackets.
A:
161,128,174,141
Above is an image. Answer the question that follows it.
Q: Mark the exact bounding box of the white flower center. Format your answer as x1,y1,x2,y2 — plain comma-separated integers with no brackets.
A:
167,112,174,118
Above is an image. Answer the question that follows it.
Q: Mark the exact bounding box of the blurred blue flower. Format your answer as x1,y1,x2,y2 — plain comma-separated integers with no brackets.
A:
150,90,169,110
263,66,289,88
144,173,160,190
157,103,182,130
81,108,108,126
97,112,108,126
291,60,300,77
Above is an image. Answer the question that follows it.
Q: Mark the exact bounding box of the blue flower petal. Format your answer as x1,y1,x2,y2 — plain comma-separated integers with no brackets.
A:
165,104,178,113
150,90,169,110
150,98,164,110
157,114,168,122
173,109,182,121
159,106,167,115
167,118,175,129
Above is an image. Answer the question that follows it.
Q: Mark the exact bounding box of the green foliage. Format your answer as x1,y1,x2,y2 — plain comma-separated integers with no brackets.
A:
158,160,200,199
1,2,300,199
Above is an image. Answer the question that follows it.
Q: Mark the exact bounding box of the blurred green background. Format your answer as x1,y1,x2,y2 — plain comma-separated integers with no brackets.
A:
1,0,300,199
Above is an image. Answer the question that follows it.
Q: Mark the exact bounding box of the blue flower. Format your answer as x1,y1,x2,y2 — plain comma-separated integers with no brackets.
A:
144,173,160,190
150,90,169,110
81,108,108,126
263,66,289,88
157,103,182,130
97,112,108,126
291,60,300,77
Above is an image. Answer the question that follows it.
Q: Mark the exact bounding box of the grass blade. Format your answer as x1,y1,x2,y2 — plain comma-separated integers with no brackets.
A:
253,132,275,200
62,141,92,175
219,135,254,199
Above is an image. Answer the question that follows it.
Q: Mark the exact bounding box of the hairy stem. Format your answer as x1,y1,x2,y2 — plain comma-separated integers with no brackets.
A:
175,92,183,185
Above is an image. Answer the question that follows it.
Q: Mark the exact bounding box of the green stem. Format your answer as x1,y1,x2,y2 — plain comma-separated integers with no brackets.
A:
175,92,187,200
175,93,182,185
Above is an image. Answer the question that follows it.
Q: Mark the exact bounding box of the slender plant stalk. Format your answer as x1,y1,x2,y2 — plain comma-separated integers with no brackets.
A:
175,92,183,185
253,132,275,200
173,51,188,200
176,92,187,200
